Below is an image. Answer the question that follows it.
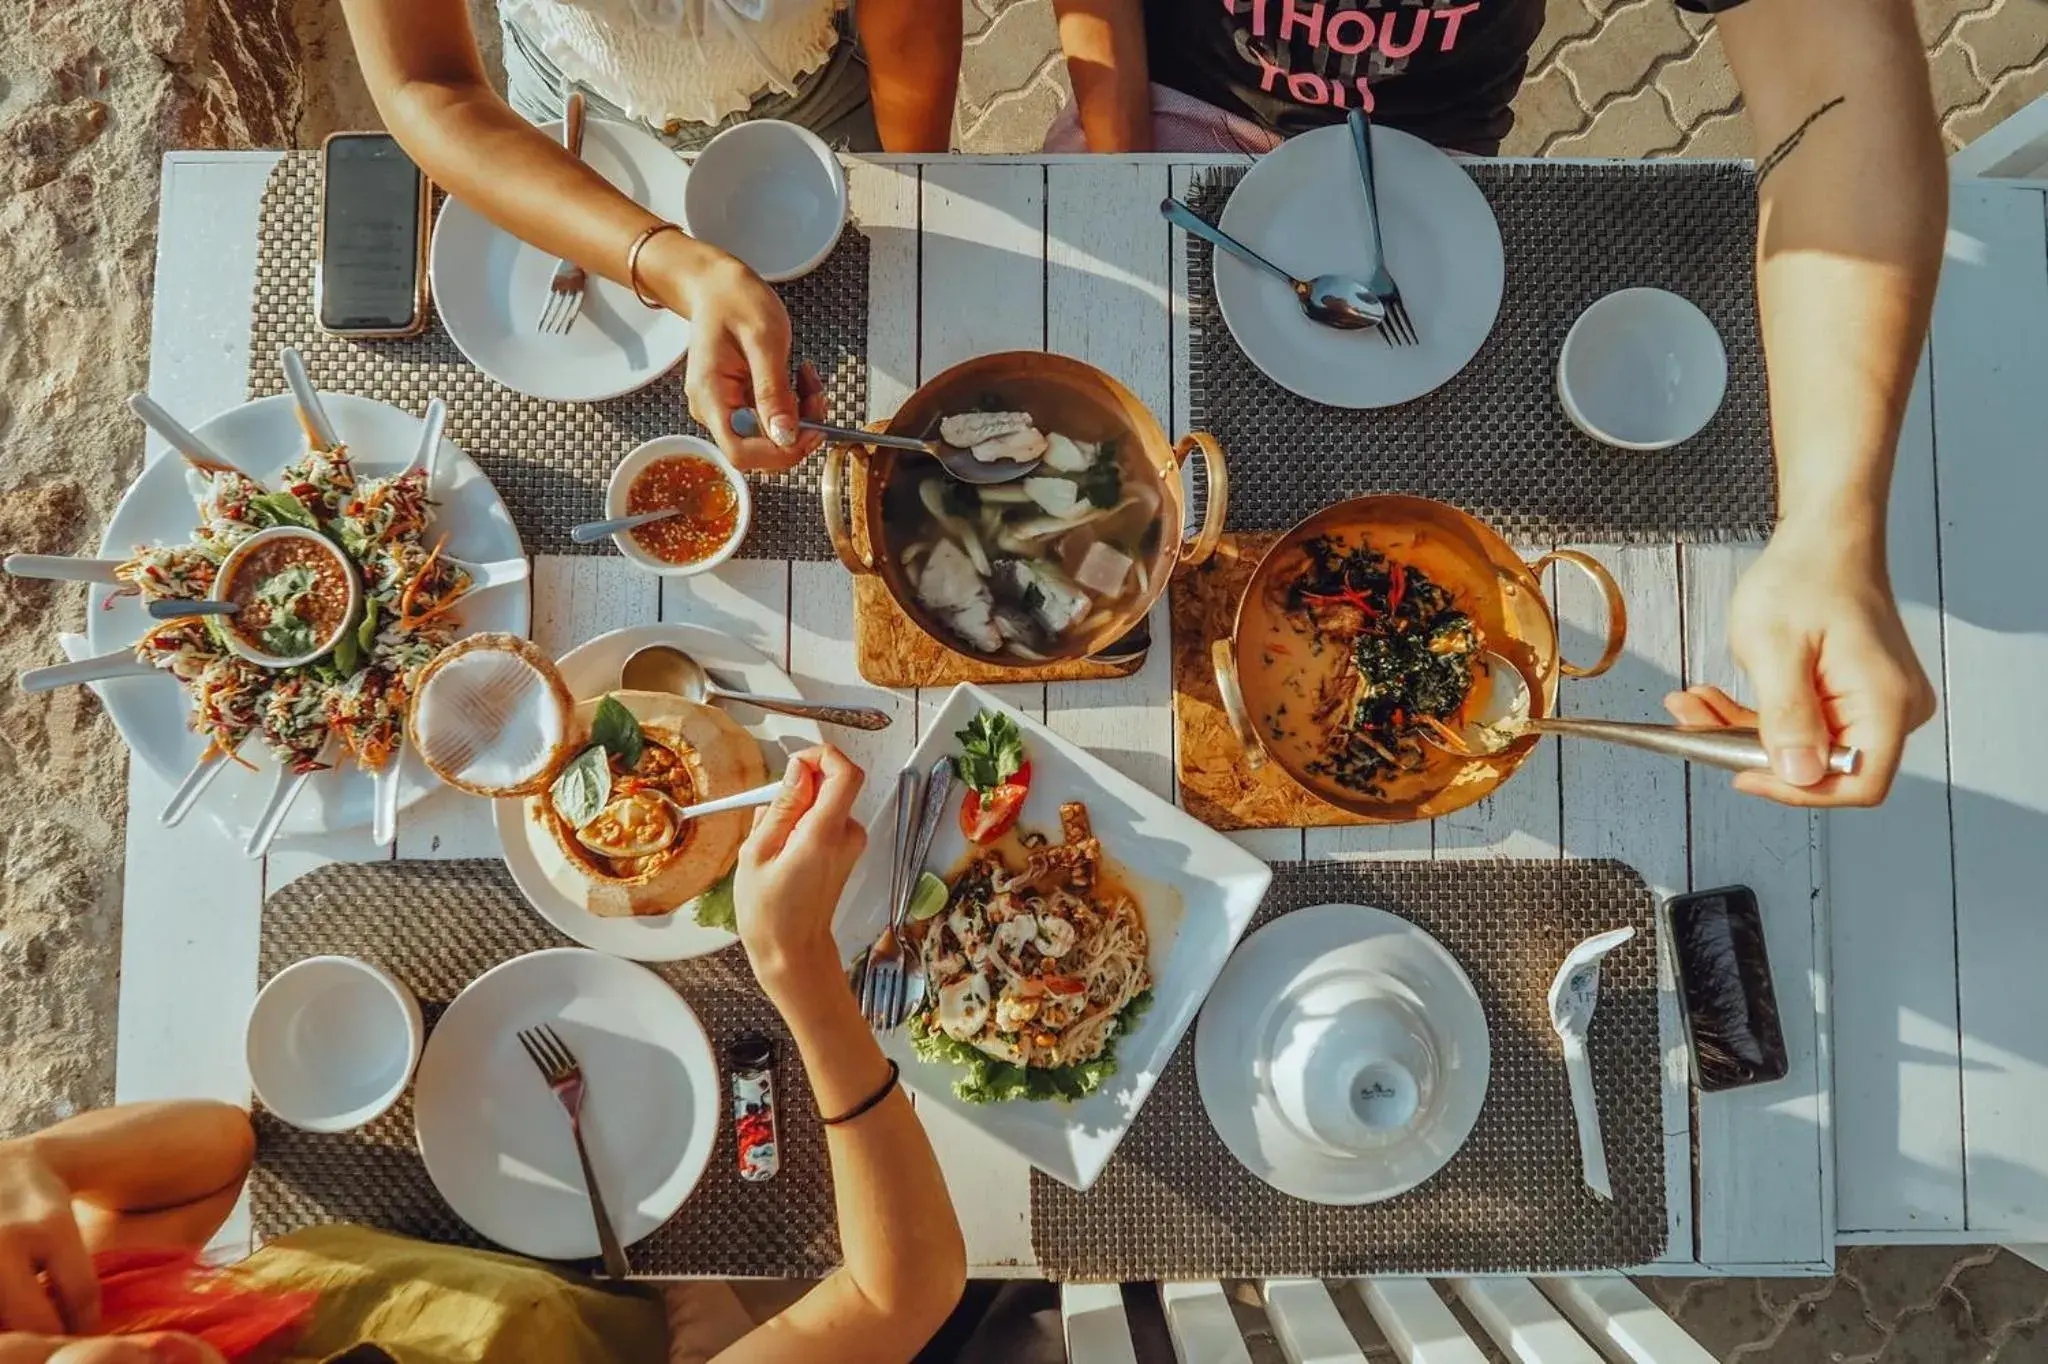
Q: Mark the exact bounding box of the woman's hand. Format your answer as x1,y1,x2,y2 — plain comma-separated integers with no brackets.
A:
0,1332,224,1364
655,247,828,473
733,747,868,999
0,1141,96,1336
1675,520,1934,807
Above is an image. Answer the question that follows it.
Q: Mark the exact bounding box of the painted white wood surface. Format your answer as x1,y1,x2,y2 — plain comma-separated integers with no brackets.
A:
1161,1282,1256,1364
1681,546,1831,1269
1263,1280,1367,1364
1535,1278,1715,1364
1449,1279,1602,1364
1062,1283,1142,1364
1353,1280,1487,1364
124,152,2048,1274
1827,348,1966,1235
1936,181,2048,1238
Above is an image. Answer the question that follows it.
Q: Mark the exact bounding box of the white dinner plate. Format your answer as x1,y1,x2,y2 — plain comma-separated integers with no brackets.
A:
1195,903,1490,1205
494,622,822,961
84,392,527,845
430,118,693,402
1215,123,1504,409
413,947,718,1260
832,683,1273,1191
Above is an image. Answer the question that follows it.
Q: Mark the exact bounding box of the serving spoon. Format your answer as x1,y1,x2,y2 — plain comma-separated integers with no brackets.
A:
1423,649,1861,776
1160,196,1388,332
621,643,891,731
729,408,1040,486
281,346,343,452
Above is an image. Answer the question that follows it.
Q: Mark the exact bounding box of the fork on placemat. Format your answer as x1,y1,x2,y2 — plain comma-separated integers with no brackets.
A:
537,91,591,335
1346,109,1420,347
517,1023,630,1277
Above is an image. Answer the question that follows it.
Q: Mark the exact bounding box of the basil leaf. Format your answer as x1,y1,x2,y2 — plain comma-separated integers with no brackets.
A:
247,491,319,530
549,744,613,828
330,615,361,676
590,694,644,770
952,709,1025,793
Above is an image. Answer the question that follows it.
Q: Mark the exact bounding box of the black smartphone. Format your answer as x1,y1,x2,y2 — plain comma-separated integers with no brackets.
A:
1663,885,1790,1092
317,132,430,338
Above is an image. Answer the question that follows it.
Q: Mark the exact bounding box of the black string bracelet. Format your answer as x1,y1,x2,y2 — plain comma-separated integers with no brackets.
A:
821,1059,899,1127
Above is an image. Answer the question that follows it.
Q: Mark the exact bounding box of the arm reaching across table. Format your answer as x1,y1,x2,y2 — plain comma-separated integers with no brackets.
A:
1672,0,1943,807
337,0,825,473
1052,0,1155,152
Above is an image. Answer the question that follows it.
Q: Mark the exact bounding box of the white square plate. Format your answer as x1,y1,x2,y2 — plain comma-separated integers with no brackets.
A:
830,683,1273,1190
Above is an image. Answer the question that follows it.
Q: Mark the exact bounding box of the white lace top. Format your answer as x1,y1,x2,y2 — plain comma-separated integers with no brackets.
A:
500,0,846,128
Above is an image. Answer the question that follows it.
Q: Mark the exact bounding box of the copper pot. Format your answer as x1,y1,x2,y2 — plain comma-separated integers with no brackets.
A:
1211,495,1626,823
822,352,1229,666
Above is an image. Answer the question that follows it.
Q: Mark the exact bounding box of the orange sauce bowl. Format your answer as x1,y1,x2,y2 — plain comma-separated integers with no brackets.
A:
605,435,752,577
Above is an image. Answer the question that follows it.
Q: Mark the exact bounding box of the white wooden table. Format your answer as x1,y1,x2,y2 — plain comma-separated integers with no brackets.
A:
114,150,2047,1278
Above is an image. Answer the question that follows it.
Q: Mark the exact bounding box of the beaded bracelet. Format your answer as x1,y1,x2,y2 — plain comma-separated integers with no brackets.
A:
821,1059,899,1127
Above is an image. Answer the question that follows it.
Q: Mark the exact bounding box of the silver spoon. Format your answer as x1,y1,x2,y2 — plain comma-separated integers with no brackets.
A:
281,346,342,451
146,598,238,620
1160,196,1388,332
621,643,891,731
570,509,680,545
1424,649,1861,776
729,408,1040,486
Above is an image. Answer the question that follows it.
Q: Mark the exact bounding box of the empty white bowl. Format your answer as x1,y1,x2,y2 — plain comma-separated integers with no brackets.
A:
1266,970,1439,1158
605,434,752,578
683,120,848,282
246,955,423,1132
1557,287,1727,450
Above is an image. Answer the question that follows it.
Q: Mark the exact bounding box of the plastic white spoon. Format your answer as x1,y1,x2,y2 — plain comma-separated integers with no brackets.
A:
1548,926,1637,1201
445,556,531,594
409,398,448,495
129,393,245,477
370,749,402,849
281,347,342,452
162,743,241,827
245,733,341,860
673,779,787,823
3,555,127,585
20,649,162,693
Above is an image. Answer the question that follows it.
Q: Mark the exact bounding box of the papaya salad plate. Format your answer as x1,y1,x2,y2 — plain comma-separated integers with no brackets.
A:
832,683,1273,1191
83,392,526,844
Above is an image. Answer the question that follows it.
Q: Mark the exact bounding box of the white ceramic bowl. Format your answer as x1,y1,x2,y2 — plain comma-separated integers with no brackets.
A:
1267,970,1439,1158
246,955,423,1132
210,525,364,669
683,120,848,282
1557,287,1728,450
605,434,752,578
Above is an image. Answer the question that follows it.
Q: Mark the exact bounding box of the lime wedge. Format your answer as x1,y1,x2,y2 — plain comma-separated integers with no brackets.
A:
908,871,950,922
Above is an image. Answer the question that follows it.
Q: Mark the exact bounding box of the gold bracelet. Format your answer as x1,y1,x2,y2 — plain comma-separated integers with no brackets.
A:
625,222,686,310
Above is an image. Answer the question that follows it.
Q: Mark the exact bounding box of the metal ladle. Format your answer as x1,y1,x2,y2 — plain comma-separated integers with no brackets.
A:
1424,648,1861,777
729,408,1041,486
621,643,891,732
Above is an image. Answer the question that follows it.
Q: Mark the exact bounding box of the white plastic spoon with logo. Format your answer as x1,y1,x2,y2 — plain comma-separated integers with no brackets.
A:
1548,926,1636,1200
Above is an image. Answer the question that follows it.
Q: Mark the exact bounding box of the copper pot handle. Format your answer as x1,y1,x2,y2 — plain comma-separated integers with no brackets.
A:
819,439,874,575
1531,548,1627,679
1174,432,1229,571
1211,638,1268,771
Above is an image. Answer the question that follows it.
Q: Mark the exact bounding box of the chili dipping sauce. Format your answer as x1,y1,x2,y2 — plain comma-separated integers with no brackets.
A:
226,535,353,658
626,456,741,565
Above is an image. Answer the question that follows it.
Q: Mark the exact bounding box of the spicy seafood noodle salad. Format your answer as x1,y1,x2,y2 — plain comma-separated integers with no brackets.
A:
116,440,473,775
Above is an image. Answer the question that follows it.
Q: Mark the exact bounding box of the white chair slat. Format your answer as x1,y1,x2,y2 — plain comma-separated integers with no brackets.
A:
1448,1279,1603,1364
1536,1278,1716,1364
1350,1280,1488,1364
1161,1282,1256,1364
1063,1283,1141,1364
1262,1279,1367,1364
1949,94,2048,180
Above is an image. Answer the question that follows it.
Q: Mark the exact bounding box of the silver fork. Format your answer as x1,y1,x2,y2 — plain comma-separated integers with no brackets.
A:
859,767,925,1031
517,1023,630,1278
1346,109,1420,347
537,91,590,335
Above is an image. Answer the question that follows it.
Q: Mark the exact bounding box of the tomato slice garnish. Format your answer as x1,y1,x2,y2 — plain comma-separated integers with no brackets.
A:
959,762,1031,844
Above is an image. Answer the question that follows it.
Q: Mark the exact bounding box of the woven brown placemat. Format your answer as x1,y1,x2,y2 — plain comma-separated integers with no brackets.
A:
250,860,839,1278
1188,161,1772,545
1030,859,1666,1279
245,153,867,559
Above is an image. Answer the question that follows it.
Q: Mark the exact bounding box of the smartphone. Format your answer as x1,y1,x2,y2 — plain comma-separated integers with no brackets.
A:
317,132,430,338
1662,885,1790,1092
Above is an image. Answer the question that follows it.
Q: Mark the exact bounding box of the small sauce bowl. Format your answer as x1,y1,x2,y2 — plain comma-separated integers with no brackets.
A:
246,955,423,1132
211,525,362,669
605,435,752,578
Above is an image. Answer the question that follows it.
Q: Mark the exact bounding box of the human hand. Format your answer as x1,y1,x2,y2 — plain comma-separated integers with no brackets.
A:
0,1332,224,1364
1670,523,1933,807
663,249,827,473
733,747,868,997
0,1140,96,1336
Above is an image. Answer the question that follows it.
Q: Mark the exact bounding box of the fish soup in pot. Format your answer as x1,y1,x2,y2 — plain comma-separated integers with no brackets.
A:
822,352,1228,666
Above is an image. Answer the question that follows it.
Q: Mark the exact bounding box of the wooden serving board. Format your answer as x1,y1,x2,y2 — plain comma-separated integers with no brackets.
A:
1171,533,1386,831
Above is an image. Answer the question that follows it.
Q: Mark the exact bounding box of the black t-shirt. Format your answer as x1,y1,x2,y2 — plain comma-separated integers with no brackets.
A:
1144,0,1748,154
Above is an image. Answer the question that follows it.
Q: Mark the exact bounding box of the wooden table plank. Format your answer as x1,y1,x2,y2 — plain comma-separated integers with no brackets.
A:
1682,545,1831,1269
1556,545,1693,1265
1828,346,1966,1235
1935,181,2048,1237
